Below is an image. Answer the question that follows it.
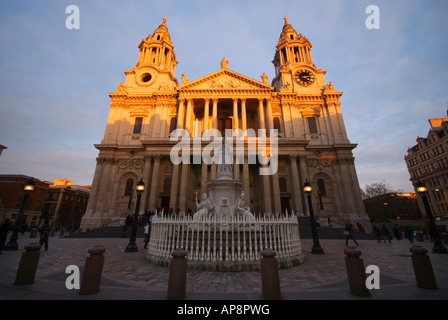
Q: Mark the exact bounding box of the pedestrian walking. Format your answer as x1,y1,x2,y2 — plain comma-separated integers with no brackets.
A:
143,222,151,249
392,224,402,240
39,222,51,251
0,219,11,254
344,221,358,246
381,224,392,243
405,226,414,244
373,225,381,243
122,225,128,238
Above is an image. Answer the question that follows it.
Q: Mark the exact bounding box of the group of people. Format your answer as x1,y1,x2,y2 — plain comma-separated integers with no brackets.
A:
0,219,52,252
343,220,428,247
372,224,421,244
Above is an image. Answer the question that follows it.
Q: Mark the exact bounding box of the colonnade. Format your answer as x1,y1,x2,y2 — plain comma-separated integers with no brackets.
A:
137,96,309,216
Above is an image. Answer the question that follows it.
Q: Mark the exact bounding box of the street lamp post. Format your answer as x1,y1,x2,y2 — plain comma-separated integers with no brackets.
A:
303,180,324,254
415,181,447,254
125,178,145,252
4,178,35,251
127,189,133,210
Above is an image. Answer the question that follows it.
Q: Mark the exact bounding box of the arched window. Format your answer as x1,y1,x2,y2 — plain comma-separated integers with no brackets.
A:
273,117,281,133
163,177,171,192
125,178,134,196
317,179,326,197
279,177,288,192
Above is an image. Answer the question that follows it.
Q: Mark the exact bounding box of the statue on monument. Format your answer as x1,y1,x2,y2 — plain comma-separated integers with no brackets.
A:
235,191,255,220
193,193,215,220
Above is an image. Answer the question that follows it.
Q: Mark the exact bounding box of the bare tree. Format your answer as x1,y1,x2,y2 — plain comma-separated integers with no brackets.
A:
361,181,395,199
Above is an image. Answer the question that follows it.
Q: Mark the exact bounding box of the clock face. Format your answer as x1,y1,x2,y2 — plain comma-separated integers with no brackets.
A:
294,69,315,86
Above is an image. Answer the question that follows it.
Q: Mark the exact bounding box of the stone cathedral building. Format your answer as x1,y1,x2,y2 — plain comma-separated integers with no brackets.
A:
80,17,370,230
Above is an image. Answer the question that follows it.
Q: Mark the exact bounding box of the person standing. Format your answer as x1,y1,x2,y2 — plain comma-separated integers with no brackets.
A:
143,222,151,249
381,224,392,243
0,219,11,254
39,222,51,251
405,226,414,244
344,221,358,247
373,225,381,243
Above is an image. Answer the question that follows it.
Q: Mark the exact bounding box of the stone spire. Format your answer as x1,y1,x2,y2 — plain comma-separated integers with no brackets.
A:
136,17,178,75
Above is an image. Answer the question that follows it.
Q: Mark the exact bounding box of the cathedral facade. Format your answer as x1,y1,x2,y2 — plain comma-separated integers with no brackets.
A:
80,17,369,230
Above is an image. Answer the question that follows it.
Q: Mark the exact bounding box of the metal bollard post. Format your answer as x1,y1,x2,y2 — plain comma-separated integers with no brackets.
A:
79,245,106,295
14,243,42,285
410,245,437,289
167,248,188,300
344,247,370,297
260,248,282,300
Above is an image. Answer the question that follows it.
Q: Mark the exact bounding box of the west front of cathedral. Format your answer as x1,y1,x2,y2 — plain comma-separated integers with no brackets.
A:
80,17,370,231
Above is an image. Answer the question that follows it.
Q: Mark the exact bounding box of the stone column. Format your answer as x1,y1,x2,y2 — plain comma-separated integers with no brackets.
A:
179,163,190,214
298,154,309,213
201,99,210,195
211,98,218,180
289,154,303,214
212,98,218,130
184,98,193,134
148,155,161,212
262,163,272,216
272,172,282,215
170,164,180,210
266,99,274,133
233,98,239,134
140,154,153,213
243,155,251,206
203,98,210,131
258,98,266,133
177,98,186,129
241,98,247,133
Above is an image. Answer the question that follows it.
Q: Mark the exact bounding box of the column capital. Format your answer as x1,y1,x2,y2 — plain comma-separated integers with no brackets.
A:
289,154,299,160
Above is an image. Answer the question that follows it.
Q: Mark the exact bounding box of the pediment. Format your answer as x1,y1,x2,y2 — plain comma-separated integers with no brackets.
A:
179,69,272,91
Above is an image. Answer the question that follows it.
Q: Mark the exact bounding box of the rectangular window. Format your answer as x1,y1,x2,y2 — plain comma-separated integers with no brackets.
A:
307,117,318,134
133,117,143,134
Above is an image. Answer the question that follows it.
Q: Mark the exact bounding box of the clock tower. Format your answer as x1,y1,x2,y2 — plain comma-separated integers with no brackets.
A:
271,17,326,94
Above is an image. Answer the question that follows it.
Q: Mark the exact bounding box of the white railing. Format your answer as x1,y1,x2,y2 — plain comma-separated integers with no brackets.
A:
146,213,304,270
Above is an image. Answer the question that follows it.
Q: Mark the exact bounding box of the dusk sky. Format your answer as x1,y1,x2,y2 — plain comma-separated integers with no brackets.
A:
0,0,447,192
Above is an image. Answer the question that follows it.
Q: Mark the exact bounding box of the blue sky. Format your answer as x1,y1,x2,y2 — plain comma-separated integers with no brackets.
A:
0,0,447,192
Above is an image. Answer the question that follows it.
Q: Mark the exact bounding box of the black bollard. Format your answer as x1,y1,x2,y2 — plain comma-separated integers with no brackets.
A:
79,245,106,295
167,248,188,300
14,243,42,285
344,246,370,297
410,245,437,289
260,248,282,300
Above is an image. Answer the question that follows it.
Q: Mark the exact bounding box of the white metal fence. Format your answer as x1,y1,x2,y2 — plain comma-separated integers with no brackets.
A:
146,213,304,270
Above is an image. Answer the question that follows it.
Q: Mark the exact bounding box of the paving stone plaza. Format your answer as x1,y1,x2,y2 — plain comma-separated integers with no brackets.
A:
1,232,447,300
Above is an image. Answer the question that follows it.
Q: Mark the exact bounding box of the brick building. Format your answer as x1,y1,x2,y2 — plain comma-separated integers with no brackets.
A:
363,192,422,222
0,174,49,228
41,179,90,229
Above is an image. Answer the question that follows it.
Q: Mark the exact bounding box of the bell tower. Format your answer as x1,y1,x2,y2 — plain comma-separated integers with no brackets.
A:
271,17,325,94
123,17,179,93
